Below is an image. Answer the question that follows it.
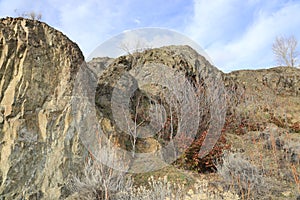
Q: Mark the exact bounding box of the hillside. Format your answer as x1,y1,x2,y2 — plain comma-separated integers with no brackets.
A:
0,17,299,199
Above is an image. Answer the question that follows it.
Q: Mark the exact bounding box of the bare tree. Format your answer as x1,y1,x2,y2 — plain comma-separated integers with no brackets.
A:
20,11,42,20
272,35,298,67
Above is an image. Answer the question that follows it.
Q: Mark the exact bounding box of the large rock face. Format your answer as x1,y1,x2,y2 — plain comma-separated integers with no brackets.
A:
93,45,226,172
0,17,85,199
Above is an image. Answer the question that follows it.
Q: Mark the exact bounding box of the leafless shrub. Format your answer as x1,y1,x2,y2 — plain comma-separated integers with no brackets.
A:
69,162,189,200
216,152,266,199
67,134,187,200
120,40,152,56
18,11,42,20
67,133,133,200
68,156,132,200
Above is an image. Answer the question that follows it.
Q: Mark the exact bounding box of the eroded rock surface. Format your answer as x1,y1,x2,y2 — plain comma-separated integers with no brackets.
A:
93,45,225,172
0,17,85,199
225,66,300,96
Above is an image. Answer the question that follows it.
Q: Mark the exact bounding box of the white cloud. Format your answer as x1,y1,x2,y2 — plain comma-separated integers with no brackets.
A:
48,0,127,56
0,0,194,59
0,0,142,57
3,0,300,72
186,0,300,72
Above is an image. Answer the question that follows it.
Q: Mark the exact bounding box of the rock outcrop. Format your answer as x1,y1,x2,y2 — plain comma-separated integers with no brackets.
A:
224,66,300,134
0,17,85,199
93,45,226,172
225,66,300,97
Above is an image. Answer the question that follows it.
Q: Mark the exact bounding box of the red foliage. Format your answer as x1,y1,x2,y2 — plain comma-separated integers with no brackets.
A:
175,130,231,173
223,113,265,135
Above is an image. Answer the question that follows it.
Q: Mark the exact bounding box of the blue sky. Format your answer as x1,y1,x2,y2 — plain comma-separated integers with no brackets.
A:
0,0,300,72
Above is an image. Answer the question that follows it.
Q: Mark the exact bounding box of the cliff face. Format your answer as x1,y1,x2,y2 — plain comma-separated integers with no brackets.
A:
0,17,85,199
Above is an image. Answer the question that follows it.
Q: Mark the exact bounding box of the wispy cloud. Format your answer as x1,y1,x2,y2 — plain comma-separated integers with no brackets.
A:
186,0,300,71
0,0,193,57
1,0,300,71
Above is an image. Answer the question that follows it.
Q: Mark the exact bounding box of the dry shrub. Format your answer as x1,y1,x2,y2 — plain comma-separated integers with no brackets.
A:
216,152,266,199
68,161,187,200
68,155,132,200
21,11,42,20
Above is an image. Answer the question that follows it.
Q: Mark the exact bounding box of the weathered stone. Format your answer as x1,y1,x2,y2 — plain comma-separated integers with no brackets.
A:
0,17,85,199
92,45,226,171
225,67,300,97
87,56,114,79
